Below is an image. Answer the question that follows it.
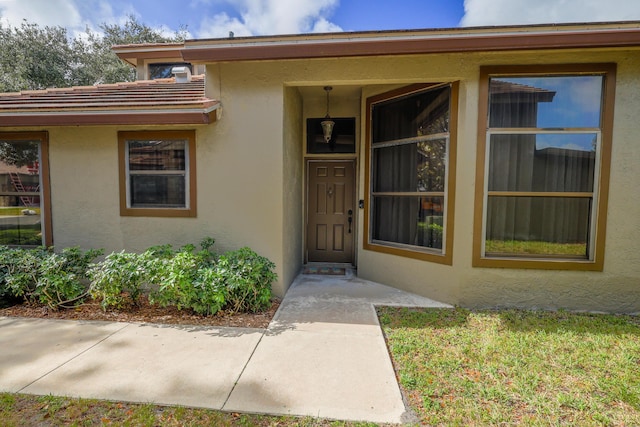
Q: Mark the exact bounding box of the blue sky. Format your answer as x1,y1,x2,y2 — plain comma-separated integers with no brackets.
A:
0,0,639,39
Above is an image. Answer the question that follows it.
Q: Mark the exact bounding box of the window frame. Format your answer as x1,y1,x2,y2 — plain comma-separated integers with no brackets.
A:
473,64,616,270
118,130,197,218
364,82,458,265
0,131,52,246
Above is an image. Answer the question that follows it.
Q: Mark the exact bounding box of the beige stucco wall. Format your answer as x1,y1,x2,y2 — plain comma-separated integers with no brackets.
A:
11,46,636,310
282,86,304,288
208,48,639,312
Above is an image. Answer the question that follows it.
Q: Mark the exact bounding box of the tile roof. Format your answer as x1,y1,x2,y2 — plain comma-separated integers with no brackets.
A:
0,75,220,126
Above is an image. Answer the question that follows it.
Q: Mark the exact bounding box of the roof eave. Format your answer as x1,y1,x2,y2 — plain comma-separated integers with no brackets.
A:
0,104,220,127
112,43,186,66
181,28,640,63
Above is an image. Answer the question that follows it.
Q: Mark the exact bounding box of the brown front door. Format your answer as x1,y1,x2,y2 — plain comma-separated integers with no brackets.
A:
307,161,355,263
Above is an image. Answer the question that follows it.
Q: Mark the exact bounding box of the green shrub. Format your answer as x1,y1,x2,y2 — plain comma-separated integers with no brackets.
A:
88,250,158,310
0,246,48,301
148,239,221,314
35,247,103,309
190,266,227,315
1,237,276,316
148,241,275,316
213,247,276,314
0,245,102,309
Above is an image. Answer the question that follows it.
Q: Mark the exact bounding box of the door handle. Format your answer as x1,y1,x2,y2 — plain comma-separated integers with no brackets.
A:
348,209,353,233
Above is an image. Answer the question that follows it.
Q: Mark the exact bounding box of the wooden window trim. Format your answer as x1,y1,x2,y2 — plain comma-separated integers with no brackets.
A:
0,131,52,246
118,130,197,218
364,82,458,265
472,63,616,271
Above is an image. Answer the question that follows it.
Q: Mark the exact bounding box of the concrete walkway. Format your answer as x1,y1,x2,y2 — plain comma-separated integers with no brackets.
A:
0,271,451,424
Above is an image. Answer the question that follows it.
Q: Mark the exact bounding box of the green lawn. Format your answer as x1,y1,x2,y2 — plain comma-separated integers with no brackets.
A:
379,307,640,426
0,393,381,426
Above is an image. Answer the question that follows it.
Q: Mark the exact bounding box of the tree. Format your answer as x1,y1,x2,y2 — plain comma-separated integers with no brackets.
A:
72,16,187,86
0,16,187,92
0,20,74,92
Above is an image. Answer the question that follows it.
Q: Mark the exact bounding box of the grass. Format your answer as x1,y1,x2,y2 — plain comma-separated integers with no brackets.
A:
0,393,382,426
485,239,586,256
378,307,640,426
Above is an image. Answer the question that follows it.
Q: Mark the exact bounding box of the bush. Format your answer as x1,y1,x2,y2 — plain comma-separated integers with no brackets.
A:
148,240,223,314
0,246,45,300
1,236,277,316
88,250,158,310
213,247,276,314
0,245,102,309
148,242,276,316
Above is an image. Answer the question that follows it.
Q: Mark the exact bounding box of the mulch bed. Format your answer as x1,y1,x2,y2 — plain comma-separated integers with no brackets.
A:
0,297,280,329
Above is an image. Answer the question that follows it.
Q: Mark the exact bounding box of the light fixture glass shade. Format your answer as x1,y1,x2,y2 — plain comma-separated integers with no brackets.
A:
320,119,335,143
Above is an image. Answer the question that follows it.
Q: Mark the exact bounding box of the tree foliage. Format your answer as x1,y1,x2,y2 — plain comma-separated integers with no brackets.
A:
0,16,186,93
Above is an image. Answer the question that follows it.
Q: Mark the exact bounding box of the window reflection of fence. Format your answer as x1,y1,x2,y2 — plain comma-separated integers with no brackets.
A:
1,172,40,207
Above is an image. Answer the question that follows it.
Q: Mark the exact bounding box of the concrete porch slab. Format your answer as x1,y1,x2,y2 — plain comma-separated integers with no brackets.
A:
224,273,452,424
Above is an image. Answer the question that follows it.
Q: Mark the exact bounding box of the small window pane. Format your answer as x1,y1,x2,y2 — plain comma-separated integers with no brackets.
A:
0,196,42,245
486,196,591,257
372,196,444,249
130,175,186,208
372,86,450,143
128,141,186,171
489,76,603,128
373,139,446,192
488,134,596,192
148,63,192,80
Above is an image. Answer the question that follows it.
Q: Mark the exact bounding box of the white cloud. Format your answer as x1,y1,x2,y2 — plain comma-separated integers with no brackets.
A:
460,0,640,26
196,0,341,38
0,0,83,29
0,0,138,38
0,0,341,40
197,12,253,38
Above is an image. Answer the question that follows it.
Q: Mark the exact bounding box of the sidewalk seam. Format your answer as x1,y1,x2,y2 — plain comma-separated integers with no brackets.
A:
17,322,132,393
220,329,266,410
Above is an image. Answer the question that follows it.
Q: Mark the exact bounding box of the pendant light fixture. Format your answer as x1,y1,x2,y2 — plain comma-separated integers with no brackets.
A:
320,86,335,143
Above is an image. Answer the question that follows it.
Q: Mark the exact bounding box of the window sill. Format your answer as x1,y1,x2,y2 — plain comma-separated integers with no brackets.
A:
472,255,603,271
364,241,452,265
120,207,197,218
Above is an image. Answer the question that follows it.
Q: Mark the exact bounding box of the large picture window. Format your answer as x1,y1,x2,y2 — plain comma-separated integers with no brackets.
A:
365,83,458,264
473,64,616,270
0,132,51,246
118,130,197,217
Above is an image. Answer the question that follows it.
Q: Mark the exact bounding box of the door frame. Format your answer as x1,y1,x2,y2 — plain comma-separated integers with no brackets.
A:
304,158,357,265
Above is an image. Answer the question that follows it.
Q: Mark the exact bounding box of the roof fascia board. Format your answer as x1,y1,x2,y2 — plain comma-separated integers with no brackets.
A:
181,28,640,62
0,104,219,127
113,44,186,65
